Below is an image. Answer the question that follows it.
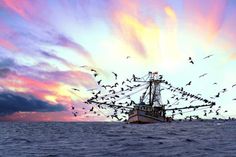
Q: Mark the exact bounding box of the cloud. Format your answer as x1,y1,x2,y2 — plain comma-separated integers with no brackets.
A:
55,34,94,63
0,38,18,52
39,50,77,69
0,68,11,78
0,58,15,68
0,92,66,116
2,0,43,21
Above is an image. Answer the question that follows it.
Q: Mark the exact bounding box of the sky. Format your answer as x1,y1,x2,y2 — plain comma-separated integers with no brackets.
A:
0,0,236,121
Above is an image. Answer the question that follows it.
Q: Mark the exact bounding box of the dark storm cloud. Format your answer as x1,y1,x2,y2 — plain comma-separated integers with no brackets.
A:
0,68,11,78
0,58,15,68
0,92,66,116
0,58,14,78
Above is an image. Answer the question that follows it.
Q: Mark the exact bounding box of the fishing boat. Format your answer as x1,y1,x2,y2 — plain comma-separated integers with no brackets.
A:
127,72,172,123
86,71,215,123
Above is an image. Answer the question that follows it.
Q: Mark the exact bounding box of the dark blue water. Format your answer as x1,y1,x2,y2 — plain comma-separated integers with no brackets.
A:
0,121,236,157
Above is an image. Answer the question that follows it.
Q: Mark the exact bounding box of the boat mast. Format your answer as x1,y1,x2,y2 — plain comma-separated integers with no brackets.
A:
149,72,153,106
148,72,162,107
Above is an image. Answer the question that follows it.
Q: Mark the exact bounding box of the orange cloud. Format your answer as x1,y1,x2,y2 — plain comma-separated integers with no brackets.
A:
165,6,176,21
111,12,160,58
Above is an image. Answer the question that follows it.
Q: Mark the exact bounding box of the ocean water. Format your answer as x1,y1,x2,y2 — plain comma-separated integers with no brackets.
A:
0,121,236,157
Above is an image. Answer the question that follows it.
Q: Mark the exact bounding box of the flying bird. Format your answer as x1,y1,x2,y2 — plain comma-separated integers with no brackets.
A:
167,100,170,104
188,57,194,64
90,107,94,112
126,56,131,59
232,84,236,88
203,54,213,59
221,88,227,93
80,65,88,68
213,82,217,85
97,80,102,85
91,69,97,72
72,88,80,91
186,81,192,86
199,73,208,78
73,112,77,117
101,85,107,89
112,72,118,80
94,73,98,77
215,93,220,98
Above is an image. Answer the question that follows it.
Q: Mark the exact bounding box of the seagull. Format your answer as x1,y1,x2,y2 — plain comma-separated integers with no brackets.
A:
97,80,102,85
199,73,208,78
112,72,118,80
101,85,107,89
91,69,97,72
186,81,192,86
221,88,227,93
233,98,236,101
94,73,98,77
132,74,136,81
215,93,220,98
90,107,94,112
126,78,131,83
73,112,77,117
213,82,217,85
203,54,213,59
126,56,131,59
188,57,194,64
232,84,236,88
72,88,80,91
80,65,88,68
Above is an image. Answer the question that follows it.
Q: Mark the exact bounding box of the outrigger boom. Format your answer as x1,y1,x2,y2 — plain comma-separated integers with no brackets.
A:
86,72,216,123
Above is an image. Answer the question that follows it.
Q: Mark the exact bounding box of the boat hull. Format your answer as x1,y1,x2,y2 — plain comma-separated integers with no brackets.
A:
128,110,166,124
128,115,165,124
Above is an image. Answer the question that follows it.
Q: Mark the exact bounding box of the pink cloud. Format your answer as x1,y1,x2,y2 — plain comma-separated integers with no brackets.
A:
56,35,95,64
3,0,32,19
0,38,18,52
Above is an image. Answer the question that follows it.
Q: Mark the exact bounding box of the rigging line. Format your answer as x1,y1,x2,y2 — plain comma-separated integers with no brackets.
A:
134,73,149,82
140,85,150,102
88,100,133,110
162,84,214,104
97,82,147,97
69,89,115,121
95,83,148,101
165,100,180,108
114,84,149,102
171,107,211,116
166,103,214,111
69,89,86,102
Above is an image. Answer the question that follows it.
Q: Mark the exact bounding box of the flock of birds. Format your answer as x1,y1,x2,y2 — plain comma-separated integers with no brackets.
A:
70,54,236,121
